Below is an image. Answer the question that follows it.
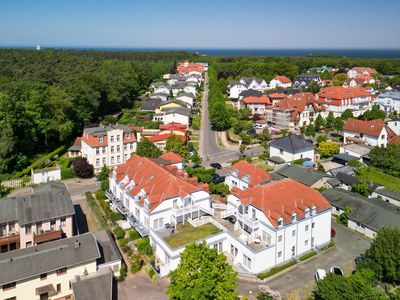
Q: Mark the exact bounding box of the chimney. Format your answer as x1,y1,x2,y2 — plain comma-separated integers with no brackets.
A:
74,240,80,248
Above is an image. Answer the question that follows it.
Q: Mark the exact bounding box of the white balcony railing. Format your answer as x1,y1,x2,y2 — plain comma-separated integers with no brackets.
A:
172,204,214,217
237,213,259,229
221,208,236,219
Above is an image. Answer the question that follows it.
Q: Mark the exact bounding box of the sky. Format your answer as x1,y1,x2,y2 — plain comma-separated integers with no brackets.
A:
1,0,400,49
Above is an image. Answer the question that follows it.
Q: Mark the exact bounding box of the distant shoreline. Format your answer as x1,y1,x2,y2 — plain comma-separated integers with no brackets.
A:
1,46,400,58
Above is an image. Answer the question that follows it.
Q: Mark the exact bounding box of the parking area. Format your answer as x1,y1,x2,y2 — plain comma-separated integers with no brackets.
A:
237,222,371,298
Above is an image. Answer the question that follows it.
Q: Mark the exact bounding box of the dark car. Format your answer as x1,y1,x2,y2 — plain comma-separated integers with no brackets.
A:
192,164,201,169
212,175,225,184
210,163,222,169
211,173,220,180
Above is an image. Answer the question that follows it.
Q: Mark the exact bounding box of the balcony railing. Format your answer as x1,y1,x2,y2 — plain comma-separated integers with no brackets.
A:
172,204,214,217
237,213,259,229
127,214,149,237
0,232,20,246
33,229,62,244
106,190,129,215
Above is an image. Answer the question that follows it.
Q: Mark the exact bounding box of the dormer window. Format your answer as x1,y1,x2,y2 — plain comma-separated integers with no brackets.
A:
291,213,297,222
99,136,103,144
305,208,310,218
127,133,131,139
277,217,283,227
311,206,316,215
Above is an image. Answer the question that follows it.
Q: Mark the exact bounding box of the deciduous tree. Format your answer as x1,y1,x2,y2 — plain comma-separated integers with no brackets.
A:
72,157,94,178
136,138,162,158
316,141,339,158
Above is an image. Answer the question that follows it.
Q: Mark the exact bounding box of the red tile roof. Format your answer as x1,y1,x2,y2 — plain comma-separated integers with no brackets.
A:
232,178,331,227
114,155,208,212
344,118,385,137
243,95,271,105
274,76,292,83
389,135,400,145
74,137,82,146
269,93,288,99
159,122,188,131
177,60,204,74
148,133,186,143
318,87,371,106
159,152,184,163
351,67,377,75
229,161,271,187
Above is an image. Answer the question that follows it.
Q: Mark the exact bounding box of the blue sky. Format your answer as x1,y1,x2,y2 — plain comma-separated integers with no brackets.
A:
1,0,400,49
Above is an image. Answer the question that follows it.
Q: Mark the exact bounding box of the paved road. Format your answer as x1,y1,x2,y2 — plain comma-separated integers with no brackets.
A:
199,71,239,165
237,222,371,297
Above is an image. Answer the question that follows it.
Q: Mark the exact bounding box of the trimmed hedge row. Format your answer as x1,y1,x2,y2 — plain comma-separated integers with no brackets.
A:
257,260,297,279
300,250,317,262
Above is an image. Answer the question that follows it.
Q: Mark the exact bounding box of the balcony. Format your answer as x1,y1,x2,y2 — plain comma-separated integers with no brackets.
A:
106,190,129,215
0,232,20,246
172,204,214,217
127,214,149,237
237,213,259,229
33,229,62,244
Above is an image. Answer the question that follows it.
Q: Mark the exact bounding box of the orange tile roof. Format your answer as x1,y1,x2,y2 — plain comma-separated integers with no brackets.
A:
229,161,272,187
159,152,184,163
177,60,204,74
389,135,400,145
344,118,385,137
318,87,371,106
351,67,377,75
159,122,188,131
274,76,292,83
269,93,288,99
232,178,331,227
148,133,186,143
114,155,207,212
243,95,271,105
74,137,82,146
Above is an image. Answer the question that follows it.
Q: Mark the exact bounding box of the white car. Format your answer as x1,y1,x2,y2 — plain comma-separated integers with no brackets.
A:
314,269,327,282
330,266,344,276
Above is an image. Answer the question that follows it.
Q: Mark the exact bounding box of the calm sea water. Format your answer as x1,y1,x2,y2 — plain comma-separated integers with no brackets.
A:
3,46,400,58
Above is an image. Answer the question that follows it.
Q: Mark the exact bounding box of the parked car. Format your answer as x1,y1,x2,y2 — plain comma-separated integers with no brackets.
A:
192,164,201,169
331,228,336,238
210,163,222,169
211,173,220,180
330,266,344,276
314,269,327,283
212,175,225,184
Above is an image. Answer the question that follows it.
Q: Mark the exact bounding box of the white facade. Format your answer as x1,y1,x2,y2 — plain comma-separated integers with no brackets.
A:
343,127,387,147
175,95,195,107
269,146,315,163
153,112,190,126
229,84,247,99
269,79,291,89
375,91,400,113
387,119,400,136
31,166,61,184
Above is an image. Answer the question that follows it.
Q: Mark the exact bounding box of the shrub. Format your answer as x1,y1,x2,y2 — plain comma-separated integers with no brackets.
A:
118,262,127,281
299,251,317,261
130,254,144,274
101,180,109,191
137,237,153,256
119,238,129,248
257,260,296,279
321,241,335,251
145,265,158,282
72,157,94,178
113,227,125,240
95,189,106,201
258,153,268,161
128,229,141,241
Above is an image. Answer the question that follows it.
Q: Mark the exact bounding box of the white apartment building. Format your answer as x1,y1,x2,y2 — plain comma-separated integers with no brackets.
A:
70,124,139,172
225,160,272,191
0,182,74,253
31,165,61,185
375,91,400,113
343,118,389,147
269,76,292,89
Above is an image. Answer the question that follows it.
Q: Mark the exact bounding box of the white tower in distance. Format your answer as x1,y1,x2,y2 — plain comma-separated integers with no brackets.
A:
36,44,41,50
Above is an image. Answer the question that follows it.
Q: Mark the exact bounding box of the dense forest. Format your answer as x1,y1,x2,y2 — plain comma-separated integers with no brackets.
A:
0,49,193,175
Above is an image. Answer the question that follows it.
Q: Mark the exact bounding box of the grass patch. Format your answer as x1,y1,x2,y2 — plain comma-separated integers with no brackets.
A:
191,115,200,130
299,250,318,261
257,260,297,279
321,241,335,251
227,127,241,143
85,192,110,231
357,167,400,193
164,223,221,248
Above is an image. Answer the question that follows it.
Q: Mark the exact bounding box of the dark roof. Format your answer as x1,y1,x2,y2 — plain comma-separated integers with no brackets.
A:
72,268,114,300
92,231,122,266
333,153,359,163
140,99,162,112
156,106,191,117
335,172,360,186
85,124,133,136
149,92,169,99
275,164,331,187
327,178,342,187
329,165,355,177
0,182,74,225
239,89,263,98
275,88,302,95
322,189,400,232
269,135,314,154
0,233,100,285
270,172,286,181
175,92,195,99
373,188,400,201
268,156,286,164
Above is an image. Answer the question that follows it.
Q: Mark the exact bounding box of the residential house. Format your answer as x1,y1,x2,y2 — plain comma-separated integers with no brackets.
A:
175,93,196,107
228,78,268,99
238,89,263,100
386,118,400,135
148,133,185,150
146,123,188,150
141,98,162,112
71,268,116,300
171,84,197,97
269,76,292,89
241,95,272,118
177,60,204,75
67,137,81,158
375,90,400,113
321,80,333,87
150,82,171,95
31,165,61,184
269,135,315,163
339,143,372,162
317,86,373,117
153,106,191,126
0,182,74,253
228,81,249,99
158,152,185,171
0,232,121,300
273,164,332,189
293,73,322,88
347,67,378,78
343,118,388,147
371,188,400,207
149,92,170,102
224,161,272,190
71,124,139,172
322,188,400,239
265,92,326,129
268,93,288,105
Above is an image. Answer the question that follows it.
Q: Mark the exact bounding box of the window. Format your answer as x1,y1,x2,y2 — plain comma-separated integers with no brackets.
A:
56,267,67,275
117,145,120,152
50,219,56,231
111,146,115,153
96,158,100,166
153,218,164,230
124,154,128,160
25,224,32,234
278,251,282,258
60,217,66,227
2,282,16,290
8,222,15,234
381,134,385,139
116,135,120,142
57,283,61,293
278,235,283,242
99,136,103,144
102,157,106,165
26,241,32,247
291,213,296,222
243,254,251,269
37,221,43,233
110,135,114,142
111,157,115,164
312,222,315,229
292,246,296,257
40,273,47,280
96,148,100,155
305,208,310,218
305,225,309,232
102,147,106,154
230,244,238,257
292,230,296,237
124,144,127,151
130,143,134,150
127,133,131,139
277,218,283,227
0,223,6,237
311,237,315,247
311,206,316,215
305,239,309,246
279,149,283,155
117,155,121,163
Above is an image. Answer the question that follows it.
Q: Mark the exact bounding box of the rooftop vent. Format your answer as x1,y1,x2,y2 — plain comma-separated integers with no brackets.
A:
74,240,80,248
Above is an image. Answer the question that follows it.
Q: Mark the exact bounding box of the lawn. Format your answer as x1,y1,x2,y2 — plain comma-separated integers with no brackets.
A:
357,167,400,193
164,223,221,248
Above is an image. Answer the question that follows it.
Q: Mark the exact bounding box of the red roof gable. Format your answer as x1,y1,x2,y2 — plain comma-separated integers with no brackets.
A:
159,122,188,131
344,118,385,137
229,161,271,187
274,76,292,83
232,178,331,227
351,67,377,75
243,95,271,105
148,133,186,143
159,152,184,163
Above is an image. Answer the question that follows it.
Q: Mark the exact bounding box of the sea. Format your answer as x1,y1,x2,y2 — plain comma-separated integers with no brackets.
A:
2,46,400,58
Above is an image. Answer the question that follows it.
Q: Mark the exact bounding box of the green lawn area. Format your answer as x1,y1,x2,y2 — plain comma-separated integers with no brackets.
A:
357,167,400,193
227,127,241,143
164,223,221,248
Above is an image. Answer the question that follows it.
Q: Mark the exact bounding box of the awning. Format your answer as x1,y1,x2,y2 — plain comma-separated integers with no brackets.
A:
36,284,57,296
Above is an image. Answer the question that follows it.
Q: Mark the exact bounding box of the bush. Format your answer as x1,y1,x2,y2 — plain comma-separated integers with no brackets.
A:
119,238,129,248
137,237,153,256
293,158,304,165
299,250,317,261
257,260,296,279
101,180,109,191
321,241,335,251
95,189,106,201
109,211,123,223
128,229,141,241
113,227,125,240
145,265,158,282
130,254,144,274
191,115,200,130
72,157,94,178
118,262,127,281
258,153,268,161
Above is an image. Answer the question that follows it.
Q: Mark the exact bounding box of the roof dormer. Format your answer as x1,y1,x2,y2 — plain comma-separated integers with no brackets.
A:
291,212,297,222
277,217,284,227
305,207,310,218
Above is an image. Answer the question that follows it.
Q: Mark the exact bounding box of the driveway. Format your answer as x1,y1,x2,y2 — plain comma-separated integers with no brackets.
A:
237,222,371,298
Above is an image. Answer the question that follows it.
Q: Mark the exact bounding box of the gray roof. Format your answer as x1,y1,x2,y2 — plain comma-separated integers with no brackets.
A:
333,153,359,163
329,165,355,177
67,144,82,151
175,92,195,99
322,189,400,232
0,233,100,285
270,172,286,181
268,156,286,164
85,124,133,136
327,178,342,187
340,143,371,156
269,135,314,154
275,164,331,186
373,188,400,201
157,106,191,117
377,90,400,101
229,80,244,86
239,89,263,98
141,99,162,112
92,231,122,266
335,172,359,186
72,268,114,300
149,92,169,99
0,182,74,225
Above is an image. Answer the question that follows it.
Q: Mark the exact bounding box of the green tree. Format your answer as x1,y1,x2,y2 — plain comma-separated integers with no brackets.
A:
304,124,316,137
239,107,252,120
240,144,247,155
348,159,363,170
369,144,400,176
317,141,339,158
305,80,321,94
166,135,189,160
98,165,111,181
352,179,371,197
333,73,348,86
341,109,354,121
333,117,344,134
362,105,386,121
136,137,162,158
314,114,325,131
258,128,272,142
191,149,201,164
326,112,335,130
167,242,238,300
316,135,327,145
